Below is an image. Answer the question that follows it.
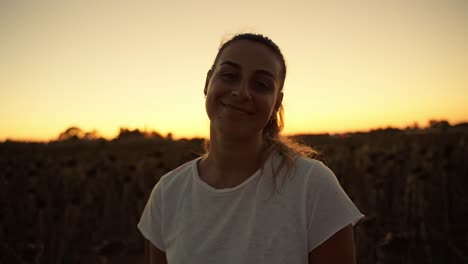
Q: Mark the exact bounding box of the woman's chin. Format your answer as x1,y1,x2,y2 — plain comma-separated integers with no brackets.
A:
212,123,260,141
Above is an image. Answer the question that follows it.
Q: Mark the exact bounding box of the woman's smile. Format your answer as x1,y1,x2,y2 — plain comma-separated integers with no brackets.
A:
221,102,254,115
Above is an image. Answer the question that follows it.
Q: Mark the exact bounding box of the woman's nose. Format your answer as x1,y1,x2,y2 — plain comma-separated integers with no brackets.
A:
232,80,252,100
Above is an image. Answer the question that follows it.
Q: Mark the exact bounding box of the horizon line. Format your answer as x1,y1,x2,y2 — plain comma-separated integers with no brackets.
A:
2,119,466,143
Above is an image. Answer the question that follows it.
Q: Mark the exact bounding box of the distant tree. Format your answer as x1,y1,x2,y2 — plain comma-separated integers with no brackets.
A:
148,131,164,140
404,122,421,132
57,127,103,141
83,130,100,140
58,127,84,141
166,132,173,141
370,126,401,134
452,122,468,129
117,128,145,139
116,127,164,141
428,119,450,132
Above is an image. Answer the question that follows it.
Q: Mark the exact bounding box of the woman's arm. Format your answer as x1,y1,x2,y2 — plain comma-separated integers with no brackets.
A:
148,241,167,264
308,224,357,264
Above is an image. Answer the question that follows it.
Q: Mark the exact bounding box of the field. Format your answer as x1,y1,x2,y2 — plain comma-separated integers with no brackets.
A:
1,130,467,263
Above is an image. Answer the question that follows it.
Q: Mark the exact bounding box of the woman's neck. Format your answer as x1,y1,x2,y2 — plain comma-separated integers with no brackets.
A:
199,128,266,188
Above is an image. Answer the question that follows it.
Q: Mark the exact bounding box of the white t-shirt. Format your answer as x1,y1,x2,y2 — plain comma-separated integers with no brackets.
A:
138,152,364,264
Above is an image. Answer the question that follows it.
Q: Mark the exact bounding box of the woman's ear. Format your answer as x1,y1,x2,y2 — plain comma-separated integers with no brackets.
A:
204,70,213,96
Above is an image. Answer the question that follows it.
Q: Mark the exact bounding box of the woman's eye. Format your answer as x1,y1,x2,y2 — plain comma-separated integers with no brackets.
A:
255,81,271,90
221,73,236,80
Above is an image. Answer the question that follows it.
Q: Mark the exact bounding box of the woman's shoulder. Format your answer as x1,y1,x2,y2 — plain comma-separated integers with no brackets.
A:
157,156,202,187
294,155,322,168
292,155,338,185
289,155,323,174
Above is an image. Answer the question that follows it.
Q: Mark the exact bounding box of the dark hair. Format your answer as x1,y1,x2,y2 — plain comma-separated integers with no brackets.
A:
205,33,321,191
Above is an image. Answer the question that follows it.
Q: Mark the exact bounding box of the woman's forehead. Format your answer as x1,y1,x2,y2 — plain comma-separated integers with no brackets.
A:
216,40,282,77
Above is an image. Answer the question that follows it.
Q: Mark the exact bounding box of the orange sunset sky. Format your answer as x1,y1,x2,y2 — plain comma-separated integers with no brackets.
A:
1,0,467,142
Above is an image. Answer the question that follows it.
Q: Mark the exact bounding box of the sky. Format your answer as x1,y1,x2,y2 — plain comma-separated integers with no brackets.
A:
1,0,467,141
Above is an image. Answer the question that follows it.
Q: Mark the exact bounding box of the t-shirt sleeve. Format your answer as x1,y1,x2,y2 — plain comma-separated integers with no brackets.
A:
306,161,364,252
137,180,166,251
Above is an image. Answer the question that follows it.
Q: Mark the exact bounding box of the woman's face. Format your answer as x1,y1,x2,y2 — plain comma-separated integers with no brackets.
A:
204,40,284,140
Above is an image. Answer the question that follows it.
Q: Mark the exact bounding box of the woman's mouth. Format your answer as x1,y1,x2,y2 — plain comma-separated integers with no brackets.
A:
221,102,254,115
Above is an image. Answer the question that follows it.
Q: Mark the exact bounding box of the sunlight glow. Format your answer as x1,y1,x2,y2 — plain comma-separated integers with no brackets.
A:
1,0,467,141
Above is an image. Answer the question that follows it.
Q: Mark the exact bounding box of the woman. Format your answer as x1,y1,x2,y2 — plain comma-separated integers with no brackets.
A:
138,33,364,264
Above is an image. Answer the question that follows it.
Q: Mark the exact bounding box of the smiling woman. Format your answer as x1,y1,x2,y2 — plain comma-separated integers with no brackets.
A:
137,33,364,264
204,39,282,141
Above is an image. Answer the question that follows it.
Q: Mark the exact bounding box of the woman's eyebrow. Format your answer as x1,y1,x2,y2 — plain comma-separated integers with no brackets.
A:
220,60,241,69
255,69,275,79
220,60,275,79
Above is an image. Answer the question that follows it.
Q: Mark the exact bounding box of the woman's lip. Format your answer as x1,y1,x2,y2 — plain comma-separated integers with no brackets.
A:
221,102,254,115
